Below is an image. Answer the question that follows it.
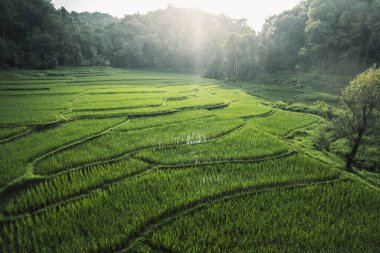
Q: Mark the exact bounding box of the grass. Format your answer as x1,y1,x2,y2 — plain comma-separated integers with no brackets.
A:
73,98,164,111
249,109,320,136
0,154,339,252
0,67,378,252
148,181,380,253
0,94,75,125
0,126,29,140
0,118,125,188
137,124,290,165
114,110,214,132
34,117,244,175
4,159,149,215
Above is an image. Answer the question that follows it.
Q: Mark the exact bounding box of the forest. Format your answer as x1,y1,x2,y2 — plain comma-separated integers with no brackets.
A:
1,0,380,78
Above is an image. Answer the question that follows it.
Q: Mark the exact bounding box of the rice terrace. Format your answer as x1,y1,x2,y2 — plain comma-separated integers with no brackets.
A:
1,0,380,252
0,67,378,252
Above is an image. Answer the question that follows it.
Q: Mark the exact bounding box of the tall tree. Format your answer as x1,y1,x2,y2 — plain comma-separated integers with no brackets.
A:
224,34,243,79
335,66,380,169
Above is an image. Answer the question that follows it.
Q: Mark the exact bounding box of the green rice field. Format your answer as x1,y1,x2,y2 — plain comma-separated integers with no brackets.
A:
0,68,379,252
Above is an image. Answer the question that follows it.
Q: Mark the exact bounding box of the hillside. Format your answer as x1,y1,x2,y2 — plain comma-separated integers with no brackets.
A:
0,0,380,251
0,68,379,252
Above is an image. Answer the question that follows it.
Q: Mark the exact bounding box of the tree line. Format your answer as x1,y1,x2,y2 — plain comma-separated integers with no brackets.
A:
1,0,380,78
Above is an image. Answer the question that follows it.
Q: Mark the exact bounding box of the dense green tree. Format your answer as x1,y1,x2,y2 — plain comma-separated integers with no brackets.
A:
224,34,243,79
203,46,225,79
301,0,379,72
334,66,380,169
0,0,379,75
77,12,118,30
260,4,308,71
257,0,380,74
241,32,258,78
0,0,113,68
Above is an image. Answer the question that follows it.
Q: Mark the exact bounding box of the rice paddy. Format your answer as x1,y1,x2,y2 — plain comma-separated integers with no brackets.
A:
0,68,379,252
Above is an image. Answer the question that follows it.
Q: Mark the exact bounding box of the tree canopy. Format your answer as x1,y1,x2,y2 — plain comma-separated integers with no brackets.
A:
0,0,379,77
335,66,380,169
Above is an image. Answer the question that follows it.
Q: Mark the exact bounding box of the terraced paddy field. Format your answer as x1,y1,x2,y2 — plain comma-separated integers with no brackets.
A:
0,68,379,252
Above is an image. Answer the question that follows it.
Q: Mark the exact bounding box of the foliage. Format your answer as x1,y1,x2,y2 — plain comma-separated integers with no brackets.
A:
334,66,380,168
2,0,379,77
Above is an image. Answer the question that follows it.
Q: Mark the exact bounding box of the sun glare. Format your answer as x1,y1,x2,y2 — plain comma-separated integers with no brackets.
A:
52,0,301,31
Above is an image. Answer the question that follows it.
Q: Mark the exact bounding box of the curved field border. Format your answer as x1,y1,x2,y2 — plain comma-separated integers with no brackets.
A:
241,109,275,120
0,88,90,138
0,107,224,196
3,97,376,224
1,167,153,220
0,122,247,219
113,176,346,253
2,151,298,218
251,114,380,193
74,110,175,120
0,129,34,144
0,103,229,140
175,103,229,111
1,168,343,226
72,103,229,120
0,119,129,197
39,123,247,177
284,117,321,138
0,118,67,129
117,115,216,133
246,109,321,138
141,240,172,253
73,104,162,112
31,119,129,170
10,108,290,203
0,116,217,213
146,151,297,168
1,118,293,218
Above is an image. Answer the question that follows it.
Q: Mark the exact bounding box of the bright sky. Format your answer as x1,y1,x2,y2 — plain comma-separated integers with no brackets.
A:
51,0,301,31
